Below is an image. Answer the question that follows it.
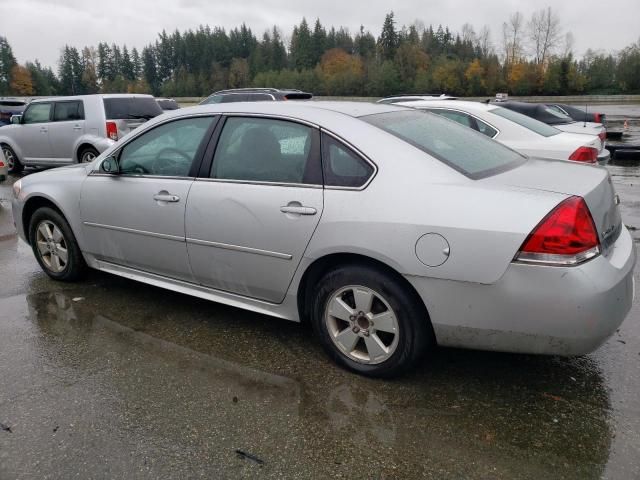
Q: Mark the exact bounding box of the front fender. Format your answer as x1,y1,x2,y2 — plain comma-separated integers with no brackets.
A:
0,131,24,160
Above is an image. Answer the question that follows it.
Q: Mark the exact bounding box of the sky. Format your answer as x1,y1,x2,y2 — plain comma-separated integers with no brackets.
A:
1,0,639,69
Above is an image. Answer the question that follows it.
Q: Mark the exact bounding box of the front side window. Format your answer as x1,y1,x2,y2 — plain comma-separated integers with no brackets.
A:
53,101,84,122
322,134,374,188
362,110,525,179
22,103,52,124
211,117,320,184
118,116,215,177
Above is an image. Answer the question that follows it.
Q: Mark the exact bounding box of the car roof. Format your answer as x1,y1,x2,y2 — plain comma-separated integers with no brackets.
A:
154,101,408,127
492,100,573,124
396,99,495,112
30,94,155,103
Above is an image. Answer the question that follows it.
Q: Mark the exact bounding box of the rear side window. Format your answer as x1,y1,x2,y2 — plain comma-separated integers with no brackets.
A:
103,97,162,120
22,103,52,124
211,117,321,184
53,101,84,121
490,107,560,137
246,93,273,101
362,110,525,179
428,109,498,138
322,134,374,188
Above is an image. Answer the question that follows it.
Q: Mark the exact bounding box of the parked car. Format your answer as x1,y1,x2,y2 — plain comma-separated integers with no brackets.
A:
0,148,7,181
11,101,635,377
377,94,457,104
156,98,180,111
492,100,607,148
0,99,27,126
398,99,609,164
0,94,163,173
200,88,312,105
547,103,606,124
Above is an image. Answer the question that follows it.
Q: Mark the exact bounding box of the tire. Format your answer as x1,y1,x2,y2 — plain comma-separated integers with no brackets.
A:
28,207,87,281
311,264,434,378
2,144,23,174
79,146,99,163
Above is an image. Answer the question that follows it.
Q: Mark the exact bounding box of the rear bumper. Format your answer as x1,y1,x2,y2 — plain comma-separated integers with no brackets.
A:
407,226,636,356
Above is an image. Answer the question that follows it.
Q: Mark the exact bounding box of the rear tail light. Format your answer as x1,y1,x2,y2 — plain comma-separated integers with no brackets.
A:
106,121,118,141
0,161,4,167
593,113,601,123
568,146,598,163
514,196,600,266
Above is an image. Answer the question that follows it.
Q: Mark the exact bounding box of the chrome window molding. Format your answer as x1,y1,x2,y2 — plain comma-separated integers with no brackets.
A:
221,112,319,129
320,128,378,191
186,238,293,260
195,177,322,189
88,173,196,181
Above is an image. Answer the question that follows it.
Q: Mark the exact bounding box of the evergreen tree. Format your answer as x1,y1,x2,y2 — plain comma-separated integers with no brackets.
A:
378,12,399,60
0,36,17,95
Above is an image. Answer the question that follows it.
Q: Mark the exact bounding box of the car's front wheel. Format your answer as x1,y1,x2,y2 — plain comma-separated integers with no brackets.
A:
2,144,23,174
311,264,433,377
29,207,87,281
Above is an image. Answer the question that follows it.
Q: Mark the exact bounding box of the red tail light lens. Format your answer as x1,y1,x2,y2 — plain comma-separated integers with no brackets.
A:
594,113,601,123
515,196,600,266
568,146,598,163
0,161,5,167
106,121,118,141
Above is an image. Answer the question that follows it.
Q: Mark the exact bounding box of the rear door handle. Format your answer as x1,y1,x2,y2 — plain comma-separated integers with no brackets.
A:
73,125,82,130
280,205,317,215
40,127,48,133
153,193,180,203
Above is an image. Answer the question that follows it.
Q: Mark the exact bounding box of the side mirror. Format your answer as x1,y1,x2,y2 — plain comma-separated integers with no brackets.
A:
10,115,22,125
100,155,119,174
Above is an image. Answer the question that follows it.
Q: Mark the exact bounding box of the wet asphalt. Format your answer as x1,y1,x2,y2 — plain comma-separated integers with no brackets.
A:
1,112,639,479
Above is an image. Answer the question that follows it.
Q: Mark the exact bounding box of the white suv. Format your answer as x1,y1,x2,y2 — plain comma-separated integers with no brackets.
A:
0,94,163,173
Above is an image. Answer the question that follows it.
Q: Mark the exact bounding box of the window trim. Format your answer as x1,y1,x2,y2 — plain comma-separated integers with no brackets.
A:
204,114,324,187
421,107,500,139
52,100,85,122
320,130,378,191
319,129,378,191
89,113,220,179
22,101,53,124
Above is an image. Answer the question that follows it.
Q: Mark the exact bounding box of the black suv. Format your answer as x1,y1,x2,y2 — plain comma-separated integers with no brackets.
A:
200,88,312,105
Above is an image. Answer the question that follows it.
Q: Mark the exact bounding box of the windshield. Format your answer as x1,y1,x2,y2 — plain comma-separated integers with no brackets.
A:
490,107,561,137
103,97,163,120
362,110,526,179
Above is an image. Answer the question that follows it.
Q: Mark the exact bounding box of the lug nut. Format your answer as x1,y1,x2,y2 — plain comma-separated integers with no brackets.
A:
352,326,360,333
349,315,356,321
363,330,370,337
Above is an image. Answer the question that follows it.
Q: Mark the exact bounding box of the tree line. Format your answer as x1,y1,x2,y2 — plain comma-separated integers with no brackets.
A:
1,9,639,99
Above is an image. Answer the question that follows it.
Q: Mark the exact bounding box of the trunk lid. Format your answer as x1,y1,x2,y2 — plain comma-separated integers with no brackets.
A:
484,158,622,255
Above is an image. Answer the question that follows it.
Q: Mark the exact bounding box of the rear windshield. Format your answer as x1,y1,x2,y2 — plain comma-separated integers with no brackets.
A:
490,107,561,137
103,97,163,120
362,110,525,179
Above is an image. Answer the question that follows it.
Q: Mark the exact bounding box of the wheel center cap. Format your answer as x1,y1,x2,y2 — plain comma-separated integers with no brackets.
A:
356,315,370,330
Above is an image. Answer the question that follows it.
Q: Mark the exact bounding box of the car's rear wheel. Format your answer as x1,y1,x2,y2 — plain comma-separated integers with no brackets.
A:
29,207,86,281
79,147,99,163
2,144,23,173
311,264,433,377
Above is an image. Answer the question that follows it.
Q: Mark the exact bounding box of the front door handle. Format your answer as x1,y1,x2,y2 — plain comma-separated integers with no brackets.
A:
280,205,317,215
73,125,82,130
153,193,180,203
40,127,48,133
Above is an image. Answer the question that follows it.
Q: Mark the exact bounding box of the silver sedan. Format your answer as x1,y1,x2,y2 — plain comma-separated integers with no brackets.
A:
11,101,636,377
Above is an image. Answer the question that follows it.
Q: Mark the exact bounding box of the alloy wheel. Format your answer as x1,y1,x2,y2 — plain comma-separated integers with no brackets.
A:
325,285,400,365
2,147,15,170
35,220,68,273
81,151,96,163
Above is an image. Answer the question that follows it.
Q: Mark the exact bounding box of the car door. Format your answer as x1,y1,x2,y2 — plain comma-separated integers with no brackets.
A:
48,100,85,161
185,115,324,303
16,102,54,161
80,115,218,282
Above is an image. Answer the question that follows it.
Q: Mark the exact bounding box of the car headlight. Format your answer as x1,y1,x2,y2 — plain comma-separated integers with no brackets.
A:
12,179,22,198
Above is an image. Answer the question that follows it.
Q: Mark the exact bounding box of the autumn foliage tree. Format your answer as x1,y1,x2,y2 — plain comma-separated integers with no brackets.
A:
9,64,34,95
318,48,363,95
